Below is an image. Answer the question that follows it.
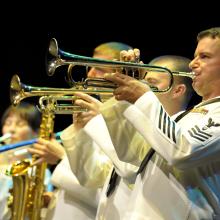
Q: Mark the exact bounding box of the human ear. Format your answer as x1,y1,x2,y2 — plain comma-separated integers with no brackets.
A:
173,84,186,98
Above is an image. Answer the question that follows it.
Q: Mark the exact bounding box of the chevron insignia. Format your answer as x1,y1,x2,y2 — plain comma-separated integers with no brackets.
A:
188,125,212,142
158,106,176,143
187,117,220,142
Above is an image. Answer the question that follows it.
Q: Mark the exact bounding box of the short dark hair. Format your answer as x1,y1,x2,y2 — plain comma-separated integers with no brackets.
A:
1,102,41,132
197,27,220,41
150,55,194,104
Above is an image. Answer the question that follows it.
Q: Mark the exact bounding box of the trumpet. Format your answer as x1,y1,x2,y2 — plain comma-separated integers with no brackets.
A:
47,38,195,92
172,71,195,78
47,38,176,92
10,74,113,106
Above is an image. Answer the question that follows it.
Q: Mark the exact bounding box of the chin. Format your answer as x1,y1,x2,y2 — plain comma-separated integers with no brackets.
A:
10,138,22,144
192,85,202,96
10,139,18,144
192,81,199,90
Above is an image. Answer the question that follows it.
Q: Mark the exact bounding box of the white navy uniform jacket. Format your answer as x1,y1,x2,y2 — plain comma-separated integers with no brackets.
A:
83,114,138,220
99,97,151,167
94,166,133,220
118,91,220,220
61,125,112,189
45,157,99,220
60,114,138,220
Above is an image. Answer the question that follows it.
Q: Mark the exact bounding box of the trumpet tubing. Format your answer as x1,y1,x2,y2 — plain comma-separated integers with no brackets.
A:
10,74,113,106
38,95,87,114
30,103,55,220
7,160,31,220
172,71,195,79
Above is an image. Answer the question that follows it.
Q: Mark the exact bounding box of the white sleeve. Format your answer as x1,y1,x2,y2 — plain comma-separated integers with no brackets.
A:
84,114,139,179
124,91,220,169
50,156,100,208
61,124,112,188
99,99,151,166
0,174,11,220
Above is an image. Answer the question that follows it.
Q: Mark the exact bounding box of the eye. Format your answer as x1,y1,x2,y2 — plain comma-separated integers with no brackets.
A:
4,120,12,126
16,121,28,127
145,78,158,85
200,53,209,59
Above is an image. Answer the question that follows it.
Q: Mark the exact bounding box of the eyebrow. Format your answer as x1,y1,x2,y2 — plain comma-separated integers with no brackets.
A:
145,77,158,82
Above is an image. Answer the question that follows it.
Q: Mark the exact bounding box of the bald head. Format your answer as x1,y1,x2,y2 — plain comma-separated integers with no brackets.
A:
149,55,193,89
149,55,191,73
93,42,132,61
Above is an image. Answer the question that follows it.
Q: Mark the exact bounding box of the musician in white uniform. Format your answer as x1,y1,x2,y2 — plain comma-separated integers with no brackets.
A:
66,53,195,219
104,27,220,219
62,96,138,220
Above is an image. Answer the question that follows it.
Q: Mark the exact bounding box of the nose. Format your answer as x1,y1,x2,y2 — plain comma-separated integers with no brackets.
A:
87,68,104,78
5,123,17,134
189,57,199,70
87,67,96,78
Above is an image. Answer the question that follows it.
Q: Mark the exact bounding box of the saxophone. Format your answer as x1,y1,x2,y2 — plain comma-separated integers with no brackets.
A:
8,97,55,220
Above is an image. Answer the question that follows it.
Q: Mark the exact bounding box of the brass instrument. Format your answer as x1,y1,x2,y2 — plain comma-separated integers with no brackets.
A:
47,38,176,92
8,159,31,220
10,74,113,106
8,96,58,220
46,38,195,92
172,71,195,78
30,96,55,220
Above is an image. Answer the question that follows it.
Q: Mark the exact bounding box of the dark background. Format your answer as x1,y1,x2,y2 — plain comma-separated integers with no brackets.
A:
0,8,219,132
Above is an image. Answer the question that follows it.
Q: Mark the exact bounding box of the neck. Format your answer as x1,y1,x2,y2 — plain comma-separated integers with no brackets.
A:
199,85,220,102
196,96,220,108
202,93,220,102
167,101,185,116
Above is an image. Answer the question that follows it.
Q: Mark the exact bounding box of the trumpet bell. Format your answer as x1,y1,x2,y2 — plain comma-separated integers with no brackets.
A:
49,38,59,57
46,38,60,76
10,74,26,106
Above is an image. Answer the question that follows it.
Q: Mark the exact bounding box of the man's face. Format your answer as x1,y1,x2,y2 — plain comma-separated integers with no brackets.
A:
145,70,173,108
2,114,35,144
189,37,220,98
87,52,115,78
145,59,177,106
145,71,170,91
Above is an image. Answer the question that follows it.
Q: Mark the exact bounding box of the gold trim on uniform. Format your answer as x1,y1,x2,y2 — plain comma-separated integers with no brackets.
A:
190,108,208,115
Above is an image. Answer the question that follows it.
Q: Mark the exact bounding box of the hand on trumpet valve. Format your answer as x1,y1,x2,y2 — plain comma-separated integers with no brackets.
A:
120,48,140,62
104,72,150,103
119,48,145,79
73,92,103,128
